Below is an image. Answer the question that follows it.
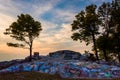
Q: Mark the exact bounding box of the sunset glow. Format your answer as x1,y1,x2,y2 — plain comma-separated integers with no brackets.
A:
0,0,112,61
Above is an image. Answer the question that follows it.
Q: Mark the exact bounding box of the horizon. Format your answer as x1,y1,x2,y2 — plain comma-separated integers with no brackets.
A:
0,0,112,61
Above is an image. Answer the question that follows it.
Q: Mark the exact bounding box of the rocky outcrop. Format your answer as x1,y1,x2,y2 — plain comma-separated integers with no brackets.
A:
0,61,120,79
49,50,81,60
0,59,24,70
25,52,41,61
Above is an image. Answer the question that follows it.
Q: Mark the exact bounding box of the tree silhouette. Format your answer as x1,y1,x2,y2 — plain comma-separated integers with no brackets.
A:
71,4,100,61
96,0,120,62
4,14,42,61
97,2,112,61
98,2,112,37
96,35,113,61
111,0,120,62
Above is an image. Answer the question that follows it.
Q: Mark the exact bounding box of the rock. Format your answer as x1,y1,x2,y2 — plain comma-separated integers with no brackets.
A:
0,50,120,79
25,52,41,61
49,50,81,60
80,53,96,61
33,52,41,60
0,61,120,79
0,59,24,70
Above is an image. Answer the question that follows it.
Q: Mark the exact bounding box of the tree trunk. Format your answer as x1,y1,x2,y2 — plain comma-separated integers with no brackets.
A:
103,49,108,61
29,41,33,62
92,32,99,61
103,41,108,62
116,38,120,63
118,46,120,63
118,52,120,63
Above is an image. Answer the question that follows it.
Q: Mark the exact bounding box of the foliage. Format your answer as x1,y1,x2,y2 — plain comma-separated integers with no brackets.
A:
98,2,112,36
71,1,120,62
96,0,120,62
71,4,100,60
96,35,113,61
111,0,120,62
4,14,42,61
97,2,113,61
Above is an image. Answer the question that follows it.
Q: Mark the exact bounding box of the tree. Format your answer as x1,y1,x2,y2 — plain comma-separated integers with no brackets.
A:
96,1,120,62
71,4,100,60
96,35,112,61
97,2,112,61
4,14,42,61
111,0,120,62
98,2,112,37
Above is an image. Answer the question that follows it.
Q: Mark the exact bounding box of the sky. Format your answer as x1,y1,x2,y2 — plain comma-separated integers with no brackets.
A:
0,0,112,61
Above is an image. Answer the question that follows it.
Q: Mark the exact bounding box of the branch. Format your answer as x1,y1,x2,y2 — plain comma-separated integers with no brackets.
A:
23,39,30,46
7,43,25,48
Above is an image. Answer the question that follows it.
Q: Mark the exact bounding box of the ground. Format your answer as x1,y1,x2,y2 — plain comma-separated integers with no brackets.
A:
0,71,119,80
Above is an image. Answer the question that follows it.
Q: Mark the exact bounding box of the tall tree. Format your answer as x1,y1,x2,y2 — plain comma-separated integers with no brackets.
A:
97,2,112,61
98,2,112,37
71,4,100,60
111,0,120,62
4,14,42,61
96,35,112,61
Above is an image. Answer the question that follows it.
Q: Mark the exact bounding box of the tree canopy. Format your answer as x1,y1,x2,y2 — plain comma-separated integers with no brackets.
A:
71,4,100,60
4,14,42,61
72,0,120,63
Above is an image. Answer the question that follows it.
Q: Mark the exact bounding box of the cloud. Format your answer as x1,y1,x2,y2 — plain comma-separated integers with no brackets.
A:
53,9,75,23
0,0,93,56
54,24,71,41
89,0,112,3
0,13,15,27
88,0,112,6
37,23,72,44
0,0,22,17
0,13,16,44
33,23,92,54
52,23,92,53
32,0,60,17
0,0,112,60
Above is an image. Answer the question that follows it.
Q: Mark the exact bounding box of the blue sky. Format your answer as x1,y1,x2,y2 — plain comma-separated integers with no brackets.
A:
0,0,112,61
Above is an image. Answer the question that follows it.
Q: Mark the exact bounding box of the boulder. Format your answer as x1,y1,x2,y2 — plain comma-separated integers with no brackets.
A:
49,50,81,60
